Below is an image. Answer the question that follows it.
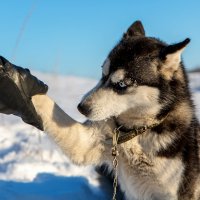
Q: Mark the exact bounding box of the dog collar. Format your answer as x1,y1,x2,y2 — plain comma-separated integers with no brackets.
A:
105,116,168,145
109,123,158,144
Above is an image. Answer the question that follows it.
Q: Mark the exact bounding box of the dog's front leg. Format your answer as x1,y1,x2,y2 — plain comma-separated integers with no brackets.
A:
32,94,109,166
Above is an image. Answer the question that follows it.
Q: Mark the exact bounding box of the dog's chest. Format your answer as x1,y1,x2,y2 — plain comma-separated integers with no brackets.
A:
115,139,184,200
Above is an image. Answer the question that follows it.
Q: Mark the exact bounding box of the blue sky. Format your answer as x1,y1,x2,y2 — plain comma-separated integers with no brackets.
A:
0,0,200,79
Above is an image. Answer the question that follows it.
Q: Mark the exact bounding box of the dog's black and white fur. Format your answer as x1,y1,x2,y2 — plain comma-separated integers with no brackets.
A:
31,21,200,200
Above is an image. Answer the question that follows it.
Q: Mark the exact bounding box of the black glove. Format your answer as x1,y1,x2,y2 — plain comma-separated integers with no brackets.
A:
0,56,48,130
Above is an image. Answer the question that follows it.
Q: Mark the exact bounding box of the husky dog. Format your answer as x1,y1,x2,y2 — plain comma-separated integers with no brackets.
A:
0,21,199,200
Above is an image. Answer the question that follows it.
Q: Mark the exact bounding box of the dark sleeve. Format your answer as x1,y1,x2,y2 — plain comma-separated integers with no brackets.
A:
0,56,48,130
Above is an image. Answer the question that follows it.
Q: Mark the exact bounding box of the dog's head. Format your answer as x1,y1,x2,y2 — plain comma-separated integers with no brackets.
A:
78,21,190,123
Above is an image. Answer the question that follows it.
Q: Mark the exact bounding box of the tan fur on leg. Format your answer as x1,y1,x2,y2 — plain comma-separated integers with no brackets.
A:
32,94,110,165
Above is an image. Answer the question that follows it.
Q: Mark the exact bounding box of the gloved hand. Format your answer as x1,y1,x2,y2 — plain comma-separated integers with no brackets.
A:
0,56,48,130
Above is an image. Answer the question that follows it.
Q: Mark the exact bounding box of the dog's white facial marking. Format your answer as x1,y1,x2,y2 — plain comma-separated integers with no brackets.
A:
85,85,160,121
102,58,110,76
111,69,125,83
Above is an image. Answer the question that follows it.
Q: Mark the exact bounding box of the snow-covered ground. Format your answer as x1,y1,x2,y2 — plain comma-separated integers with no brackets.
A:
0,72,199,200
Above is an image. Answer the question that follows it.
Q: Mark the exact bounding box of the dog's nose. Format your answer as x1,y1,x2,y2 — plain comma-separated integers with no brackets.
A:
77,102,91,116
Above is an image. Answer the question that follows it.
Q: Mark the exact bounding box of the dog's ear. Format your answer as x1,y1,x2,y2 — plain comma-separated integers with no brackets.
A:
123,21,145,38
159,38,190,79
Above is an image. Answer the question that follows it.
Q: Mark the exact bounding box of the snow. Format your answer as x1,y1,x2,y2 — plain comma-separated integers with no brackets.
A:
0,72,199,200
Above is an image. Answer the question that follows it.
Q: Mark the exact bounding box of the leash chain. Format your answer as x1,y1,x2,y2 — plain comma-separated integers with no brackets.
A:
109,115,169,199
112,128,120,200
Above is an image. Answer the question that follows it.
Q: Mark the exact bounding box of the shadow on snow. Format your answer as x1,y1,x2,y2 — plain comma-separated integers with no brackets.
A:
0,173,112,200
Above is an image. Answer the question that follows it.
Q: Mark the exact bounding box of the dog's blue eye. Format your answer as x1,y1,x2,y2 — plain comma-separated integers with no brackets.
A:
118,81,127,88
112,81,128,92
